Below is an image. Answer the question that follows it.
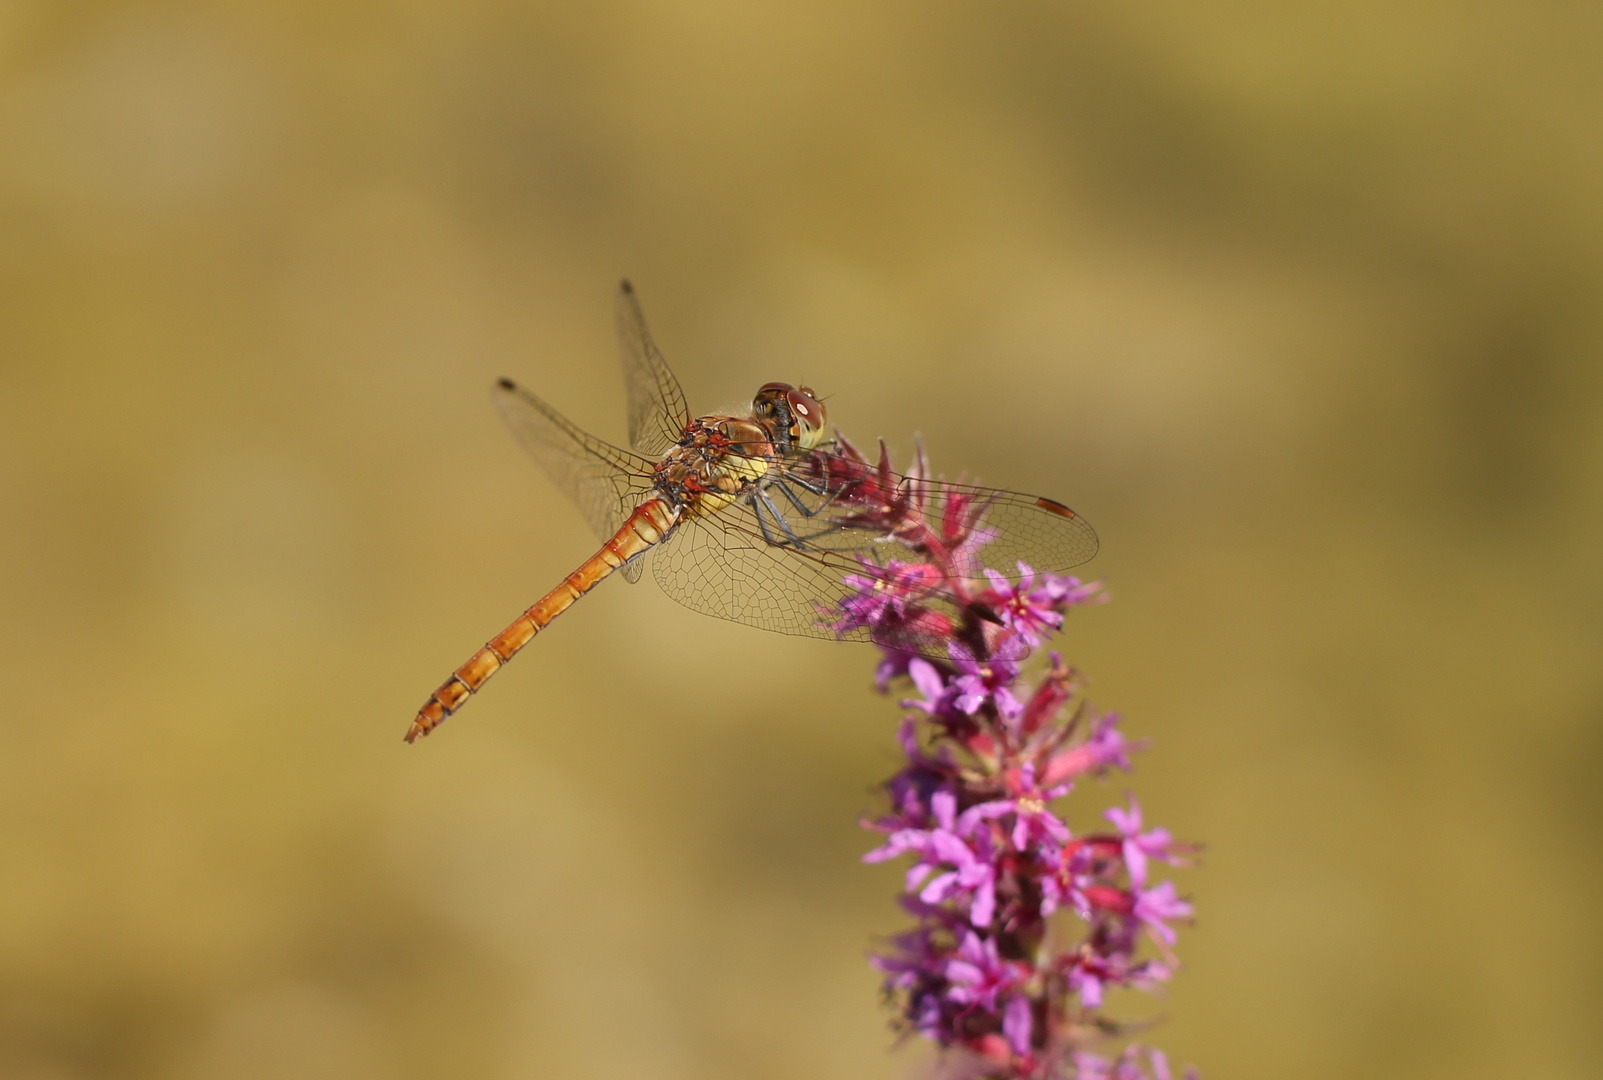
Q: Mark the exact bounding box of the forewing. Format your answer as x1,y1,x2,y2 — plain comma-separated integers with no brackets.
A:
648,454,1097,654
616,280,693,457
492,379,660,582
763,455,1099,576
906,480,1100,576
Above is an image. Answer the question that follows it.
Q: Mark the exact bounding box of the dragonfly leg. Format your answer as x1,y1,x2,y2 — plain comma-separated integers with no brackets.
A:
748,491,788,548
749,489,836,551
761,478,859,547
771,476,824,515
772,475,852,528
756,489,814,549
782,471,830,498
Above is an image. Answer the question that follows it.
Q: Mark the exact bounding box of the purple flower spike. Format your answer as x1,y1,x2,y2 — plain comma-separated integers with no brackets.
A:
821,439,1199,1078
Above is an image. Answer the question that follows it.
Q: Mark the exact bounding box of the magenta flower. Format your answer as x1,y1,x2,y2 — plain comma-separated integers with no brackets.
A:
905,657,963,719
1133,881,1194,948
982,563,1064,646
949,644,1025,724
1041,713,1141,787
957,763,1072,853
875,646,918,691
832,559,945,635
1073,1046,1199,1080
981,563,1106,647
821,438,1199,1079
1067,950,1114,1009
866,788,1000,927
1105,796,1189,888
945,931,1021,1013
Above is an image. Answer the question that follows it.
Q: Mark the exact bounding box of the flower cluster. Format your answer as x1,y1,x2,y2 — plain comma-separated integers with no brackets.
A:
816,437,1198,1080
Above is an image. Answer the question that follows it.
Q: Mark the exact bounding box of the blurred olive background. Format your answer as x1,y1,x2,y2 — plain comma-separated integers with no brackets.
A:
2,2,1601,1078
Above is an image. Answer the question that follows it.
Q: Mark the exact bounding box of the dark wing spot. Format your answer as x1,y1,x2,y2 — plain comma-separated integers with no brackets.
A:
497,377,516,391
1035,496,1077,519
620,278,635,294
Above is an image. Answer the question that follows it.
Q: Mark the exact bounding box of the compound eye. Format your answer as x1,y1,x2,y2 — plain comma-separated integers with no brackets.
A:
786,389,820,425
753,382,795,420
786,388,826,447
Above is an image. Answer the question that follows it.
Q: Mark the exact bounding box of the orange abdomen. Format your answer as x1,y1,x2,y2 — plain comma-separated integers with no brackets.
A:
404,498,677,743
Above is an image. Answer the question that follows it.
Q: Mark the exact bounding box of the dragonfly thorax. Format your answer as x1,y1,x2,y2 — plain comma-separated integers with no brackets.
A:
654,416,778,515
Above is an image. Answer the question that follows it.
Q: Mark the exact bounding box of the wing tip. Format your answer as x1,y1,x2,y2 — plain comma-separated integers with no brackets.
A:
619,278,635,294
496,376,517,392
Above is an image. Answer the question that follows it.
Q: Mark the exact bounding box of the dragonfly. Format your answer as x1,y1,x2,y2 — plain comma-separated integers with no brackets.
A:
405,281,1098,742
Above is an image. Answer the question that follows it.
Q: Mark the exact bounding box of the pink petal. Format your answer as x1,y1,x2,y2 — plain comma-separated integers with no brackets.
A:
1004,995,1033,1055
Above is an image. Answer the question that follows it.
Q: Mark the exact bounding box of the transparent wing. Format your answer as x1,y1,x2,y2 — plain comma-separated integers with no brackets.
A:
616,279,693,457
759,450,1099,575
652,507,877,642
898,481,1099,574
648,447,1098,656
492,378,661,583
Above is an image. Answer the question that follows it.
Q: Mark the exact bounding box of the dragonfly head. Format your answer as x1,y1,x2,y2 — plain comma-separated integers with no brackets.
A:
753,382,827,452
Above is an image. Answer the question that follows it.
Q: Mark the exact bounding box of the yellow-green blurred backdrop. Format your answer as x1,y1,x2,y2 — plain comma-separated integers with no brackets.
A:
2,3,1599,1078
